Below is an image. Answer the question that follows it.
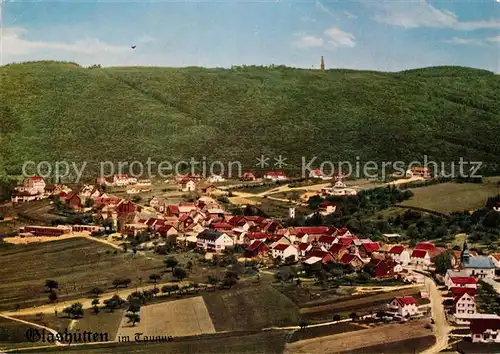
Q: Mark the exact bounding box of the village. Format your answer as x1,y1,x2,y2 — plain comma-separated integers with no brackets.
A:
1,167,500,353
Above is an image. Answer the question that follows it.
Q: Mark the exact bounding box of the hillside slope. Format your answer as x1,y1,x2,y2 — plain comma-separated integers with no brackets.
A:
0,62,499,177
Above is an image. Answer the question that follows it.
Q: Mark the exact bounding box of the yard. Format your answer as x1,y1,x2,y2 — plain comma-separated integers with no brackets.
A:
0,238,164,310
341,334,435,353
116,296,215,338
398,182,499,213
203,285,301,331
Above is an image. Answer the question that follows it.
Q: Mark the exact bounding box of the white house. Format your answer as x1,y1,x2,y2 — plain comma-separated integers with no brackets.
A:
263,171,288,181
113,174,130,186
196,230,234,253
452,292,477,325
180,180,196,192
445,270,469,288
23,176,46,194
207,175,226,183
309,169,332,180
271,244,298,262
471,317,500,343
387,296,419,318
460,241,496,279
411,249,431,268
387,245,410,266
447,276,477,290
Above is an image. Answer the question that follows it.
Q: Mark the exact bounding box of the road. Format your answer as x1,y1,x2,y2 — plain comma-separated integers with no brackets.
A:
483,278,500,293
420,274,450,354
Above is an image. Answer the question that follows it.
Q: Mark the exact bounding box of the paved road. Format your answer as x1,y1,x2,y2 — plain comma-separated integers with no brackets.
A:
420,274,450,354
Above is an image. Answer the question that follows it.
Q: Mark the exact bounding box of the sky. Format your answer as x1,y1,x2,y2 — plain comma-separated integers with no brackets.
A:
0,0,499,72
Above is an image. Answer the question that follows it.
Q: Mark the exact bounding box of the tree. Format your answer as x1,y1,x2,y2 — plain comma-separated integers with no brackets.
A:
125,312,140,327
434,252,453,275
91,298,100,314
91,287,104,298
48,291,58,303
112,278,132,289
45,279,59,292
128,298,141,314
207,275,218,291
149,273,161,285
63,303,84,319
173,267,187,281
349,312,358,320
333,314,341,322
161,285,173,296
164,257,179,272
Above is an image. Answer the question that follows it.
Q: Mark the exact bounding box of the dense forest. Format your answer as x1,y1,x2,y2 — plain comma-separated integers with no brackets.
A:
1,61,499,179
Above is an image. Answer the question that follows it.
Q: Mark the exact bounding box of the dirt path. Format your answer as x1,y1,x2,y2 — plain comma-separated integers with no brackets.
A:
284,320,431,354
3,234,121,250
1,281,202,317
420,274,450,354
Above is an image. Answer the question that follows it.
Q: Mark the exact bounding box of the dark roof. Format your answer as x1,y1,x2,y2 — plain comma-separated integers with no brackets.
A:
470,318,500,335
197,230,225,241
247,240,266,252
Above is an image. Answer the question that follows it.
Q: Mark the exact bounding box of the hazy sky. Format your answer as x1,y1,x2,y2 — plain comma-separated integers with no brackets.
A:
1,0,499,72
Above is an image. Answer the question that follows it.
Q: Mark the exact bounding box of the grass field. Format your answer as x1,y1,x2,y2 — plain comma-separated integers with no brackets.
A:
399,182,499,213
117,296,215,339
17,330,289,353
0,317,56,350
299,288,421,323
284,320,432,354
203,285,301,331
288,322,363,343
0,238,164,310
342,334,435,353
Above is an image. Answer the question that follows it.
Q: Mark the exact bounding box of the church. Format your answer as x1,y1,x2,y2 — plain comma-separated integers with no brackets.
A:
460,238,495,279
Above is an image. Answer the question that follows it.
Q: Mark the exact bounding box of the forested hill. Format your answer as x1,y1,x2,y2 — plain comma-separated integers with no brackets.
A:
0,61,499,177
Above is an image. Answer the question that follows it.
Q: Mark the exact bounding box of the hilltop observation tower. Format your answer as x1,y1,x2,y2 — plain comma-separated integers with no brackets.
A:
320,56,325,71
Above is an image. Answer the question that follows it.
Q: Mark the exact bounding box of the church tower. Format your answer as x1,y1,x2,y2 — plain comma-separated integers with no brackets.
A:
460,236,470,265
320,56,325,71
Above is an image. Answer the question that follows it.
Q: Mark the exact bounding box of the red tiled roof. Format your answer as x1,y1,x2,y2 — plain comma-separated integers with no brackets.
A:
450,276,477,285
298,243,311,251
289,226,330,235
265,171,287,177
228,216,246,226
211,222,232,229
450,287,477,296
490,253,500,262
336,227,350,236
329,243,347,255
338,237,355,247
306,249,329,259
28,176,44,181
389,245,405,255
167,205,180,214
411,249,428,258
318,235,336,244
396,296,417,306
320,201,335,207
247,232,268,240
414,242,435,251
340,254,360,264
470,318,500,335
247,240,266,252
146,218,157,226
362,242,380,253
274,244,290,251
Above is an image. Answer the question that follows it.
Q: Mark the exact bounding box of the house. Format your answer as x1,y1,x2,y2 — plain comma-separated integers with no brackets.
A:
328,244,349,261
199,184,217,195
304,247,334,264
240,172,256,181
309,169,332,180
116,200,136,215
411,249,431,268
150,197,166,213
452,292,476,325
406,167,431,179
367,259,402,278
470,317,500,343
489,253,500,268
448,276,477,290
244,240,268,258
23,176,46,194
272,244,298,262
207,175,226,183
318,202,336,215
358,242,380,258
450,287,477,298
11,190,40,203
445,270,469,288
387,296,419,318
196,230,234,253
388,245,411,266
460,239,495,279
179,179,196,192
66,193,82,211
297,243,313,257
166,205,180,217
113,174,131,186
317,235,336,249
157,225,178,238
340,254,364,270
263,171,288,181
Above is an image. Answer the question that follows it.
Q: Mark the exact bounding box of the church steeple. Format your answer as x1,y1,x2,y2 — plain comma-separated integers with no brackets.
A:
320,56,325,71
460,236,470,265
